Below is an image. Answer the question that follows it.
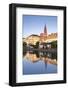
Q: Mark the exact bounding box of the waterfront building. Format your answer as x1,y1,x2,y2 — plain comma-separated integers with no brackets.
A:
23,25,57,48
23,34,40,45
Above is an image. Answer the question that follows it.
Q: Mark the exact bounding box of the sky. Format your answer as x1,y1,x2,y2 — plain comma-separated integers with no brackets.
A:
22,15,57,38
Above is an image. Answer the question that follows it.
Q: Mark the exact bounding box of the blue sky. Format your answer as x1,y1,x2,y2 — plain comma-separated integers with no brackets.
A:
23,15,57,38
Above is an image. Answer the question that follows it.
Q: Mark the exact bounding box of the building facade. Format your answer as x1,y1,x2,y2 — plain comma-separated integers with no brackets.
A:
23,25,57,48
40,25,48,43
39,25,57,49
23,35,40,45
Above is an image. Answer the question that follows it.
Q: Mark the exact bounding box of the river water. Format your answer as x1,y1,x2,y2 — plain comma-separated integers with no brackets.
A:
23,51,57,75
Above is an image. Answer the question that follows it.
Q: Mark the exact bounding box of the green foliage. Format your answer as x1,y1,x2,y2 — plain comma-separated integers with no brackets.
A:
29,42,39,49
51,41,57,48
23,42,27,50
35,41,39,48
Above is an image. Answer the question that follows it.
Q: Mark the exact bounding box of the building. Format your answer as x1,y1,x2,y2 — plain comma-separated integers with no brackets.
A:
39,25,57,49
23,25,57,47
40,25,47,43
23,34,40,45
40,25,57,43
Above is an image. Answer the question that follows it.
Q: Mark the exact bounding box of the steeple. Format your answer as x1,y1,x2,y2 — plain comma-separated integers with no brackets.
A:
44,25,47,35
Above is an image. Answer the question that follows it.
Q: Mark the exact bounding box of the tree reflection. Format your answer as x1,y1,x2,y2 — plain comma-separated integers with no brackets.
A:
23,50,57,63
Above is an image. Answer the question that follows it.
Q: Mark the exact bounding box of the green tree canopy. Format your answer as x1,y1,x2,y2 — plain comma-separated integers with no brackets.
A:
51,41,57,48
35,41,39,48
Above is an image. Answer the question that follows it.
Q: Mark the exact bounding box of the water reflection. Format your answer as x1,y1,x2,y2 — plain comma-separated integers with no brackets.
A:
23,51,57,75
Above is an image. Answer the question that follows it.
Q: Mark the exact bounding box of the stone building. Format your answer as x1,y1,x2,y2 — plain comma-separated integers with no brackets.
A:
40,25,57,43
23,34,40,45
39,25,57,49
40,25,47,43
23,25,57,48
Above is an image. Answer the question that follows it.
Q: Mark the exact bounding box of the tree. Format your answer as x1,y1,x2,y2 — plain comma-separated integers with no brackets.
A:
23,42,27,51
51,41,57,48
23,42,27,47
35,41,39,48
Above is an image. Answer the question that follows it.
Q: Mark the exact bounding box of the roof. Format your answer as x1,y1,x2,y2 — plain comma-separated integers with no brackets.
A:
29,34,40,37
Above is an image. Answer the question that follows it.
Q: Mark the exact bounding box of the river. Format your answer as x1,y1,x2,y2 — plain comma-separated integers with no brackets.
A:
23,51,57,75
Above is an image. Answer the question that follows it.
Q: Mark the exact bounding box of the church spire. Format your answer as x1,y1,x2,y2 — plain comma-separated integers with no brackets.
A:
44,25,47,34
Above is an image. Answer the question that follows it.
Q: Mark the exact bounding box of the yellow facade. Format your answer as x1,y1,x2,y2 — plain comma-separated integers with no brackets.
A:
23,35,40,45
23,33,57,45
23,25,57,45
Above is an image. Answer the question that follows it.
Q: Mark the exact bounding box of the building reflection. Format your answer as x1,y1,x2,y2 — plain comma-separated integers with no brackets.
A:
23,51,39,63
23,51,57,65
